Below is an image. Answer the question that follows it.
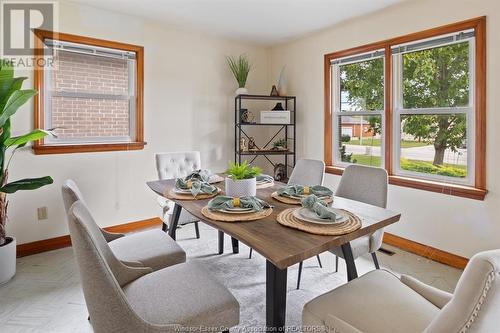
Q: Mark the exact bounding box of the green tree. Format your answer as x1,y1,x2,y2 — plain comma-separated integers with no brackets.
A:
340,42,469,166
402,42,468,165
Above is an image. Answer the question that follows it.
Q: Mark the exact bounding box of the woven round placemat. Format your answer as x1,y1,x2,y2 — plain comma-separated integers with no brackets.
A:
201,206,273,222
165,188,221,201
271,192,333,205
277,208,361,236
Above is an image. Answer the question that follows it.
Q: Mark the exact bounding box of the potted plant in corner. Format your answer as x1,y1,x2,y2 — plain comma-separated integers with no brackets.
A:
226,54,251,95
225,161,261,198
0,60,53,285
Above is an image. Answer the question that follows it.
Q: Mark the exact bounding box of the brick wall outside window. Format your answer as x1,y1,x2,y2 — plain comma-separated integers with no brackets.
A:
49,51,131,139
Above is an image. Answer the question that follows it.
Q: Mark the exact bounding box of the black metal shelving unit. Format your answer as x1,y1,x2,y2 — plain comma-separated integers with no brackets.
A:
234,94,296,178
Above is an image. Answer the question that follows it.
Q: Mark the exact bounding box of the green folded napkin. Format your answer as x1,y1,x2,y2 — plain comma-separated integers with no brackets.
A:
277,185,333,198
301,194,338,221
175,178,218,197
256,174,274,183
184,169,211,183
208,196,272,212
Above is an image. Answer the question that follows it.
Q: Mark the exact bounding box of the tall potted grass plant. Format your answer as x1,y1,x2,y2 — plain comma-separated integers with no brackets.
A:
226,54,252,95
0,60,53,284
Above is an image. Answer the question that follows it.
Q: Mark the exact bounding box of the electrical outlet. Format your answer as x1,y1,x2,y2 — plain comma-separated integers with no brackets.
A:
37,207,48,220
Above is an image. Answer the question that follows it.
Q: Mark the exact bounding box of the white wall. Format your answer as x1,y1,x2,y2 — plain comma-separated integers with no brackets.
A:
7,1,271,244
270,0,500,258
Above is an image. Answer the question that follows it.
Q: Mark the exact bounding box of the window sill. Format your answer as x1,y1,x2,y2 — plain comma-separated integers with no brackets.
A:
325,165,487,201
33,142,146,155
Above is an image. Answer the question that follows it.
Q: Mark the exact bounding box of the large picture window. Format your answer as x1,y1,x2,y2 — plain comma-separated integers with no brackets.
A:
324,17,486,200
34,30,144,154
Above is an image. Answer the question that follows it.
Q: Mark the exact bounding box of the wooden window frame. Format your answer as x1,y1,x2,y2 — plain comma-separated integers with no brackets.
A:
324,17,487,200
33,29,145,154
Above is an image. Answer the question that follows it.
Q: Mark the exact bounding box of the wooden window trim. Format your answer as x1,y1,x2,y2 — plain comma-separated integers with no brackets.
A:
324,17,487,201
33,29,145,154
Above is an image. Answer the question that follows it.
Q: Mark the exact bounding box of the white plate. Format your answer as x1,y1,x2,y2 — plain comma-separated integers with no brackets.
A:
293,207,348,225
217,208,256,214
174,188,193,194
225,206,253,212
208,175,224,184
287,194,331,200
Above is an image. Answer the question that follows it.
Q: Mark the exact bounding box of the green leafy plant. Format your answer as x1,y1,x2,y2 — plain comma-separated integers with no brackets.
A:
0,59,54,246
226,54,251,88
273,138,287,149
226,161,262,180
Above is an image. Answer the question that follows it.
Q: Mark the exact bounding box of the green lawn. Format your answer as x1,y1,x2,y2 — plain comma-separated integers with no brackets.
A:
347,138,428,148
351,154,466,178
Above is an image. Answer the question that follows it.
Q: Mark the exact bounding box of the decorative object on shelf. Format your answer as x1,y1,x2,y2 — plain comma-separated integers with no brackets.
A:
226,54,251,95
272,103,285,111
225,161,262,197
274,163,287,182
270,85,279,96
0,60,54,285
240,137,248,152
260,110,290,124
277,66,287,96
248,137,257,150
240,108,255,124
272,138,287,151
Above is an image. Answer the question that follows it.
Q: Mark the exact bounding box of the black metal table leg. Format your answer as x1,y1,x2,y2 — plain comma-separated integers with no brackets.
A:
266,260,287,331
341,242,358,281
194,221,200,239
231,237,239,254
168,204,182,240
218,231,224,254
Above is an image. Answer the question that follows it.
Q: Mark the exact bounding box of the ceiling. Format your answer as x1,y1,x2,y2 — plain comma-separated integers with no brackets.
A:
67,0,408,45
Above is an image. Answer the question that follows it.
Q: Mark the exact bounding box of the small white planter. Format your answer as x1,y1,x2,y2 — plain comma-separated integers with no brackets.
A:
225,177,256,197
235,87,248,95
0,237,16,285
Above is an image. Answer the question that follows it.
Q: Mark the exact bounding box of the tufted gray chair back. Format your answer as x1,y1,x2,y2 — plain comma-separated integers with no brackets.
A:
288,159,325,186
424,249,500,333
155,151,201,180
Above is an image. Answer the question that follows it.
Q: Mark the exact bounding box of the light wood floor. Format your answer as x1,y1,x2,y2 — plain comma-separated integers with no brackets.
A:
0,224,463,332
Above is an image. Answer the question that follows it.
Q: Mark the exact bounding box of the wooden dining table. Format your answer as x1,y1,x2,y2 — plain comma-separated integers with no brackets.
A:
147,178,401,330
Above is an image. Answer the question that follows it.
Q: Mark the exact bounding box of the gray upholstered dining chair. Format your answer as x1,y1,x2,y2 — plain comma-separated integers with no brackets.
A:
303,249,500,333
248,159,326,289
330,164,388,274
156,151,202,238
62,179,186,270
68,200,239,333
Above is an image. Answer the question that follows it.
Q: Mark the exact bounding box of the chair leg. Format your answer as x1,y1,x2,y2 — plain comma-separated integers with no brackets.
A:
218,231,224,254
296,261,303,290
194,221,200,239
316,254,323,268
334,255,339,273
248,248,253,259
371,252,380,269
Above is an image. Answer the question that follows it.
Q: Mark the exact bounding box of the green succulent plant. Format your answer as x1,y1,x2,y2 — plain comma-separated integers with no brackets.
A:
226,161,261,180
0,59,54,246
